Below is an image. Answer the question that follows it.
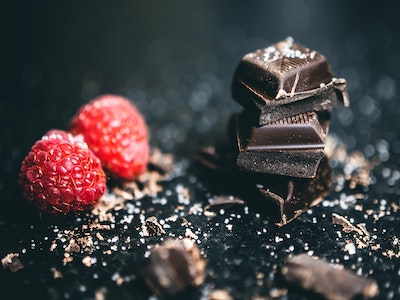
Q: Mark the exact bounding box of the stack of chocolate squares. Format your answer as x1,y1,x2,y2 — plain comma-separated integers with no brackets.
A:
231,37,349,179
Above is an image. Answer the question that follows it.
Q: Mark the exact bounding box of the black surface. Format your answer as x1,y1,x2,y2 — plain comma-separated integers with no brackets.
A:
2,1,400,299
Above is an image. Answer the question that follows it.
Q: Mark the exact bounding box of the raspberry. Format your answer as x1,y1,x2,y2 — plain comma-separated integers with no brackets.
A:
18,130,107,215
69,94,149,180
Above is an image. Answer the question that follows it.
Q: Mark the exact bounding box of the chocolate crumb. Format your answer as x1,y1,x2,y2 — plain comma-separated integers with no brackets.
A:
65,239,81,253
209,289,234,300
1,253,23,272
82,256,93,267
148,148,174,174
204,195,245,211
121,148,175,199
50,267,63,279
142,216,166,237
332,213,365,236
325,137,376,189
95,287,107,300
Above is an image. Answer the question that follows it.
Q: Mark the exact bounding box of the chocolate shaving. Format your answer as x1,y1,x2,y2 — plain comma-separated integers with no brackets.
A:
332,213,365,236
209,289,234,300
147,148,174,175
1,253,24,272
204,195,244,211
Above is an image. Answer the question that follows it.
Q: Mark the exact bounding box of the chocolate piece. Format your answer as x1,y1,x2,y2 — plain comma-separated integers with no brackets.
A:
142,216,166,237
281,254,379,300
249,155,332,226
231,37,349,125
143,238,206,298
195,145,332,226
234,111,328,178
204,195,244,211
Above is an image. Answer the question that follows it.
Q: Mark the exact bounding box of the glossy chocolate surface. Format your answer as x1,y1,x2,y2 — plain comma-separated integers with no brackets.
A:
245,112,326,151
234,112,328,178
232,37,333,101
231,37,349,125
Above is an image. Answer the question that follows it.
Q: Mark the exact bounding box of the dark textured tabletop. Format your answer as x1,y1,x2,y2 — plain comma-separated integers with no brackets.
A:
1,1,400,299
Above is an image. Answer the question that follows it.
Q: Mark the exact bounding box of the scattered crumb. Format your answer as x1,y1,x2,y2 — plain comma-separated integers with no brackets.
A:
96,232,104,241
210,289,234,300
95,287,107,300
332,213,365,236
204,195,244,211
82,256,93,267
65,239,81,253
1,253,23,272
50,267,63,279
184,228,198,240
62,253,73,265
142,216,166,237
344,241,357,255
326,136,377,189
269,288,288,298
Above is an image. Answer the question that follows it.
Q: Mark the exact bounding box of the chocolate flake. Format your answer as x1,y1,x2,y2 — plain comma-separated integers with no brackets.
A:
332,213,365,236
50,267,63,279
148,148,174,175
142,216,166,237
204,195,245,211
209,289,234,300
1,253,24,272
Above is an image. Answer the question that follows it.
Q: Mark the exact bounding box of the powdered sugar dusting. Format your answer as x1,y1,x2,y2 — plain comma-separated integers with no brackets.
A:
246,37,310,63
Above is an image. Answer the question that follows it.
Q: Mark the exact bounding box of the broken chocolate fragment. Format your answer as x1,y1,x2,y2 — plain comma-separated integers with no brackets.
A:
248,155,332,226
281,254,379,300
143,238,206,298
1,253,24,272
204,195,245,211
142,216,166,237
195,145,332,226
231,36,348,125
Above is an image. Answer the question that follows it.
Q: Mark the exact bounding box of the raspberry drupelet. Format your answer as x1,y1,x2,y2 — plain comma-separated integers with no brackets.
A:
18,130,107,215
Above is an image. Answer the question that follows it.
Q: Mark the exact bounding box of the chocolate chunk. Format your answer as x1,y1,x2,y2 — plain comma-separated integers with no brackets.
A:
234,111,329,178
143,238,206,298
281,254,379,300
195,145,332,226
249,155,332,226
231,37,349,125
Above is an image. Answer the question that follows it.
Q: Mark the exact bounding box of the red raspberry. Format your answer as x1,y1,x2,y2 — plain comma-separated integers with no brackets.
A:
69,94,149,180
18,130,107,215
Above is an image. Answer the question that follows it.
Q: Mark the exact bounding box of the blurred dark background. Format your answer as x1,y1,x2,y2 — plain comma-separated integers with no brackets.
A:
1,1,400,297
3,0,400,173
2,0,400,234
